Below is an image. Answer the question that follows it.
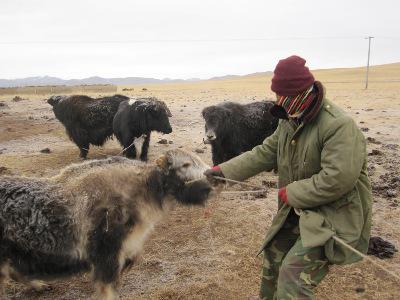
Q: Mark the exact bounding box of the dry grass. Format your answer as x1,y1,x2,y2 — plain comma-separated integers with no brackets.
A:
0,63,399,299
0,84,117,96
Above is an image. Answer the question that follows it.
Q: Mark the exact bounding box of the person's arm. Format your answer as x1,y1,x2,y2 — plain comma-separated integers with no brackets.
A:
218,124,280,181
286,117,365,209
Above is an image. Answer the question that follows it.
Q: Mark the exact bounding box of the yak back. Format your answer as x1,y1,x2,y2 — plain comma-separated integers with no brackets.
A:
49,94,129,129
203,100,277,133
0,177,77,255
49,94,129,147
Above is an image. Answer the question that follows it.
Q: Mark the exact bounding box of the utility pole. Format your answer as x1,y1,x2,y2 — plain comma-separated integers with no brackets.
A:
365,36,374,89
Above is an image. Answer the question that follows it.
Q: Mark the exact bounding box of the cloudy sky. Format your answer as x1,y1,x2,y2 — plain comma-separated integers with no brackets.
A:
1,0,399,79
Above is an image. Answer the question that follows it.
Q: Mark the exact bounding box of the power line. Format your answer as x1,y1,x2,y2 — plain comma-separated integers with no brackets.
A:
0,36,372,45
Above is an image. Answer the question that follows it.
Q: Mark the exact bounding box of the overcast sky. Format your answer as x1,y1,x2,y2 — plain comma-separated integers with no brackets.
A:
1,0,399,79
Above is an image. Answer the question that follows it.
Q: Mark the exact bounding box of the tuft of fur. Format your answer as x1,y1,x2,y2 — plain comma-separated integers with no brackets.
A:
113,97,173,161
0,149,213,299
202,101,278,165
48,94,129,158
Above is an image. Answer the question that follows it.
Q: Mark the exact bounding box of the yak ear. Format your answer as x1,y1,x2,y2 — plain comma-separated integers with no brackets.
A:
201,106,214,118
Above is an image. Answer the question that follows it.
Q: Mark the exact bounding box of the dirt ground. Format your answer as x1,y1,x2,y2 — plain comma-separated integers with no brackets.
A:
0,63,399,299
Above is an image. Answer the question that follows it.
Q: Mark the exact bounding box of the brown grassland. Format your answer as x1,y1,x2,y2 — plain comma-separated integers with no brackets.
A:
0,63,399,299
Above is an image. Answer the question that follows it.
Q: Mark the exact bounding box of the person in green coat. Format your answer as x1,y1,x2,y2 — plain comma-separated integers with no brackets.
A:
204,55,372,300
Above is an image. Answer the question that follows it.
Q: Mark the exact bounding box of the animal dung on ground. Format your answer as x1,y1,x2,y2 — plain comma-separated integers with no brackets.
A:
0,149,214,299
158,139,168,144
368,236,398,259
367,137,381,144
355,287,366,293
12,96,24,102
0,166,9,174
386,189,398,198
194,148,205,154
40,148,51,154
361,127,369,132
368,149,383,156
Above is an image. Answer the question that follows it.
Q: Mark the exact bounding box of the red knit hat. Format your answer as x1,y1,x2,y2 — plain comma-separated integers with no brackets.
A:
271,55,315,96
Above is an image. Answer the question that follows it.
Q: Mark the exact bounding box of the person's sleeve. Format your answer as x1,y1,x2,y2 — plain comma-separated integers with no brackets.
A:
286,117,365,209
219,125,280,181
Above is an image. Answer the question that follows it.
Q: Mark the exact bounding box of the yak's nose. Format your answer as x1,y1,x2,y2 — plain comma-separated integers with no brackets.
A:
206,134,216,140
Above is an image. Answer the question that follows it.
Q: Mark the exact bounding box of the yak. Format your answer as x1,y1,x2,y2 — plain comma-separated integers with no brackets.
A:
48,94,129,159
0,149,213,300
202,101,278,165
113,97,172,161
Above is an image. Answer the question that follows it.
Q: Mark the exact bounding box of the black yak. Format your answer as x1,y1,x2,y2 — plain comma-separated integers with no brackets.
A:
0,149,213,299
113,97,172,161
48,94,129,158
202,101,278,165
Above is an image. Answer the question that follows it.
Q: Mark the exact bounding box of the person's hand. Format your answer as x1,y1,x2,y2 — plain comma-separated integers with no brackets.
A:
278,187,288,204
203,166,225,186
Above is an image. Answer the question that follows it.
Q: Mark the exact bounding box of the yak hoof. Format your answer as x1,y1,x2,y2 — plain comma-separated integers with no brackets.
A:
30,280,52,292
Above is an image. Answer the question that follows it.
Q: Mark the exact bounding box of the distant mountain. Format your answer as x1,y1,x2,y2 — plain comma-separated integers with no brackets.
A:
209,74,241,80
0,71,273,88
209,71,273,80
0,76,188,88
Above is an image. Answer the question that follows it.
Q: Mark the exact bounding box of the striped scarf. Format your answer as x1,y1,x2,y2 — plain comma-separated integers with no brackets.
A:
276,84,315,119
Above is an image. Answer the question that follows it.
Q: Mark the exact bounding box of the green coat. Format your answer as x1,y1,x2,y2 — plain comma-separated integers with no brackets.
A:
220,98,372,265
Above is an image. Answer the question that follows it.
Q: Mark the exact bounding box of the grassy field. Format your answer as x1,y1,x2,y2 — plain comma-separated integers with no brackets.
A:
0,63,399,299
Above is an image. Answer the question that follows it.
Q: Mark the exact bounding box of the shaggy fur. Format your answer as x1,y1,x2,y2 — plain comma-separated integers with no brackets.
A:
48,94,129,158
113,97,173,161
0,149,212,299
202,101,278,165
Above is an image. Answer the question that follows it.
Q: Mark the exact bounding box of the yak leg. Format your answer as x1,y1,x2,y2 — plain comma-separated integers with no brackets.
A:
79,144,89,159
89,220,124,300
139,133,151,161
68,128,90,159
122,133,137,159
124,143,137,159
94,282,117,300
29,280,52,292
8,267,51,292
0,261,10,297
0,267,5,298
211,142,225,165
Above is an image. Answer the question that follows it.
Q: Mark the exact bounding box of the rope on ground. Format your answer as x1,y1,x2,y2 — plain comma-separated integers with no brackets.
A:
332,235,400,282
213,177,400,283
213,176,265,190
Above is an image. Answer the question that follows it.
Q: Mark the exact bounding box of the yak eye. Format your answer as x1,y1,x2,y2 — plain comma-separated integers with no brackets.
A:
182,162,191,168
